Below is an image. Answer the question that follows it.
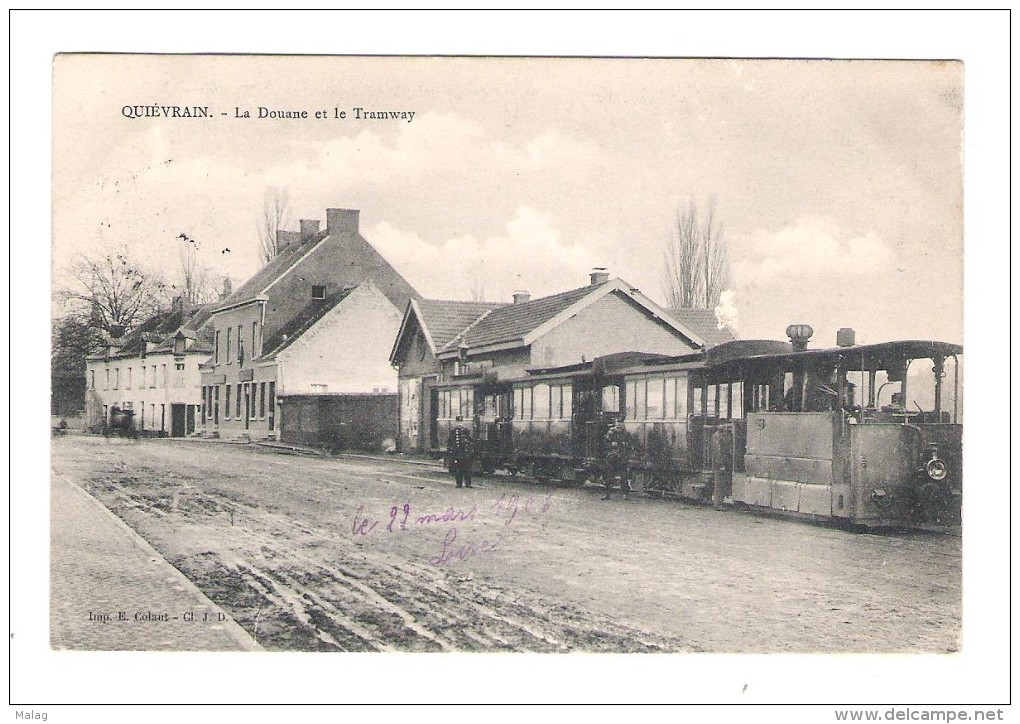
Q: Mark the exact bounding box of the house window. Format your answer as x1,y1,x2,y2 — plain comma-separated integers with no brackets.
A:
237,326,243,362
89,370,95,389
201,387,206,424
312,285,326,299
161,364,167,387
173,363,185,388
259,382,266,418
225,385,231,419
268,381,276,430
252,321,260,359
114,368,120,390
140,402,145,429
214,330,220,364
226,328,232,364
236,383,242,418
126,367,132,389
214,386,220,424
140,366,146,389
150,365,157,388
104,369,109,390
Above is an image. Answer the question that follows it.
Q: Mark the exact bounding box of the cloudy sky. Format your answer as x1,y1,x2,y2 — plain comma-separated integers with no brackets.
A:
53,55,963,347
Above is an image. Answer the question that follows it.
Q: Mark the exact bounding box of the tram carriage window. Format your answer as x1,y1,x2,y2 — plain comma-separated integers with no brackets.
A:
647,377,664,419
534,384,551,420
718,383,730,419
731,381,744,418
561,385,573,418
692,385,703,416
514,386,533,420
625,381,636,419
550,385,562,420
665,377,677,419
676,377,687,418
635,380,647,420
602,385,620,413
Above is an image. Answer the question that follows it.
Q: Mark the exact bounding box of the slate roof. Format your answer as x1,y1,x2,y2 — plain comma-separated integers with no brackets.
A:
260,287,357,358
215,231,326,309
105,302,217,358
667,308,736,348
415,299,507,351
439,283,601,353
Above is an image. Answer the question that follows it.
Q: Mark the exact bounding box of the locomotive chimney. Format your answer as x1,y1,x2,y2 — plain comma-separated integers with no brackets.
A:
512,290,531,304
786,323,814,352
589,267,610,286
836,328,856,347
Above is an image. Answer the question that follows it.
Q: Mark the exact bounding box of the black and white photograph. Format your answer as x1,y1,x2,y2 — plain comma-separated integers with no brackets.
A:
11,9,1010,717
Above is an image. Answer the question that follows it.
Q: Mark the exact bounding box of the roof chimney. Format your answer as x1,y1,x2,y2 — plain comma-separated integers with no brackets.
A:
512,291,531,304
836,328,856,347
327,208,360,235
589,267,610,286
220,277,233,300
299,219,321,237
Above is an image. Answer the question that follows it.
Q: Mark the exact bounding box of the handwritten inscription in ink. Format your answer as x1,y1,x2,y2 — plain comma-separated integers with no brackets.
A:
350,494,553,565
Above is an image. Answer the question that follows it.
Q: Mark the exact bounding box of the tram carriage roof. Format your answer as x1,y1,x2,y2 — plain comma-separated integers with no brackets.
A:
706,339,963,374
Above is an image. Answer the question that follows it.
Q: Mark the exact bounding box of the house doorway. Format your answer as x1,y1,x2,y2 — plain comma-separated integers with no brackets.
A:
170,404,186,437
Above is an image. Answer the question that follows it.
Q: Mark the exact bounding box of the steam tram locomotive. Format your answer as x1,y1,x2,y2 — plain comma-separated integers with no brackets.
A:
431,327,962,527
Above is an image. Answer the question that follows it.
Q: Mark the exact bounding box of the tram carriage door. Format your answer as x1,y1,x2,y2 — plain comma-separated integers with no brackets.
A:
708,423,735,500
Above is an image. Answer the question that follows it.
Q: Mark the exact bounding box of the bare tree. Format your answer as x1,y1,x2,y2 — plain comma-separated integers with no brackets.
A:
58,246,169,336
175,232,222,304
467,260,486,302
662,195,731,309
257,187,291,263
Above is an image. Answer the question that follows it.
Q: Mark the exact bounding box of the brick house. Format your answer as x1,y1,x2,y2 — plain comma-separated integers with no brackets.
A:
389,270,708,454
199,207,419,440
84,299,214,436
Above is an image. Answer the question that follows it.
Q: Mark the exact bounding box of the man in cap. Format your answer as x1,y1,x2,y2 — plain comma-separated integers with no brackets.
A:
447,415,475,488
601,419,631,500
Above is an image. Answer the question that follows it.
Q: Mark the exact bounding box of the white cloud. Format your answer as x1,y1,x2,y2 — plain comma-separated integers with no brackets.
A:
733,216,893,286
367,206,597,302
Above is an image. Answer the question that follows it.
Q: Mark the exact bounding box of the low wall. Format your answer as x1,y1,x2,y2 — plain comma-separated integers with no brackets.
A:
279,393,398,453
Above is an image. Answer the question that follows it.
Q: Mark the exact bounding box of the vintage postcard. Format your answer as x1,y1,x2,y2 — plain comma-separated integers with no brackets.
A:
30,39,1005,709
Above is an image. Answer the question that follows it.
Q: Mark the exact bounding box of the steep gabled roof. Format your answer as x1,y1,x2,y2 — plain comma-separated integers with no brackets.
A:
667,308,737,348
215,231,327,309
260,286,358,358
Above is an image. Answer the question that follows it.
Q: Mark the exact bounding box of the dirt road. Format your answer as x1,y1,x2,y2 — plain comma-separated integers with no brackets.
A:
50,436,961,653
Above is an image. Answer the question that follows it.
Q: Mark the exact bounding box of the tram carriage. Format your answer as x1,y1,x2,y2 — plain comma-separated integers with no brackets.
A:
427,327,962,528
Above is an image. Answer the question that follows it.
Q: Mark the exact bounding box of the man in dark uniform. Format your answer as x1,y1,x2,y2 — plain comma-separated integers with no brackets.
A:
447,415,475,488
601,419,631,500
